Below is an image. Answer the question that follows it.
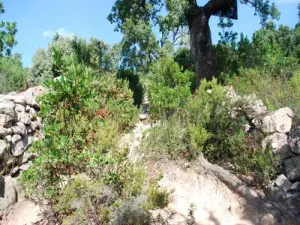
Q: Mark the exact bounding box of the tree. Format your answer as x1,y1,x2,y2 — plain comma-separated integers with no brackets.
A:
109,0,279,87
0,1,17,56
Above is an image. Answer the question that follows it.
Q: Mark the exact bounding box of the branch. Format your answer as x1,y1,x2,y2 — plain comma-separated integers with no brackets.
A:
204,0,235,16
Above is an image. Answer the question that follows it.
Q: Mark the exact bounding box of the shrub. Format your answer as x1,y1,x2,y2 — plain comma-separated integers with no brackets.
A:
148,56,193,120
0,55,28,93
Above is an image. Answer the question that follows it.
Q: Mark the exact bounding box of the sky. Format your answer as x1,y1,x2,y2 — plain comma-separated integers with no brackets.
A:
1,0,299,68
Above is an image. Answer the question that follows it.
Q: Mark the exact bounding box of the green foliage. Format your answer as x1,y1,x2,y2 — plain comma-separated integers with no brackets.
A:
0,54,27,93
117,69,144,106
29,36,120,85
148,56,192,120
21,53,138,202
0,1,17,56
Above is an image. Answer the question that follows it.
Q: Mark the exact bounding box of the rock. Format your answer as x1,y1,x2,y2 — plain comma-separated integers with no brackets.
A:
15,104,25,113
0,101,16,120
253,107,294,133
0,176,17,216
28,107,37,119
0,140,8,157
5,135,12,143
241,94,267,119
0,114,13,128
12,122,27,136
24,86,47,108
224,86,240,104
10,166,19,176
284,156,300,181
11,135,31,156
243,124,252,132
290,182,300,192
265,184,282,202
275,174,292,191
11,134,21,144
262,133,292,162
17,112,31,125
0,127,9,138
19,162,32,171
11,95,27,105
25,105,30,112
260,213,276,225
12,140,26,156
19,151,37,165
289,127,300,154
139,113,148,121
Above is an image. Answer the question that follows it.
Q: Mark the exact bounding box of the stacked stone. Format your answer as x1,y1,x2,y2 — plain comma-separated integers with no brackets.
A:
0,86,46,176
225,86,300,217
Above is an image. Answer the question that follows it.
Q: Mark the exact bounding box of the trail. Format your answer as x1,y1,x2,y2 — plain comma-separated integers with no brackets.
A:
121,121,300,225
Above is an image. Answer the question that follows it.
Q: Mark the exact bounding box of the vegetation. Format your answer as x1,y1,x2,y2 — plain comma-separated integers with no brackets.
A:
0,0,299,223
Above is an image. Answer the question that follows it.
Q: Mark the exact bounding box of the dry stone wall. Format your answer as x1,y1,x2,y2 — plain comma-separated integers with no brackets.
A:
0,86,47,176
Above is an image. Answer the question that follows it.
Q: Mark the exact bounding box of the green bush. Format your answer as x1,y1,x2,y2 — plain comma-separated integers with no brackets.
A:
148,56,193,120
21,54,138,202
0,55,27,93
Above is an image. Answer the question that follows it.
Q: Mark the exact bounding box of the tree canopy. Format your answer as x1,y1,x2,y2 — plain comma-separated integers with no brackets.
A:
109,0,280,85
0,1,17,56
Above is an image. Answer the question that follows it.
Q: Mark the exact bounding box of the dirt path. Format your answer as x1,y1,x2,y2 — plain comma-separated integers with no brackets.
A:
122,121,300,225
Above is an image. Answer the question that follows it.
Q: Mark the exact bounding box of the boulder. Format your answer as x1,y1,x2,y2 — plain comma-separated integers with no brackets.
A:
274,174,292,192
252,107,294,133
0,176,17,216
0,101,16,121
0,114,13,128
288,127,300,154
284,155,300,181
241,94,268,119
262,133,292,162
28,107,37,119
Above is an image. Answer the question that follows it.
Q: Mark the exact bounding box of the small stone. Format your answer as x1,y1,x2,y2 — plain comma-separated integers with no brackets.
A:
0,101,16,120
0,114,13,128
28,107,37,119
12,134,21,145
289,127,300,154
12,124,27,136
265,184,282,202
5,135,12,143
12,140,26,156
0,127,9,137
26,124,33,133
19,162,32,171
17,112,31,125
290,182,300,192
139,113,148,121
275,174,292,192
25,105,30,112
15,104,25,113
10,166,19,175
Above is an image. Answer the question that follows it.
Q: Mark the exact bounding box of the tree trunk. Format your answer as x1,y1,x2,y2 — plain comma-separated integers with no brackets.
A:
185,0,235,88
186,6,216,87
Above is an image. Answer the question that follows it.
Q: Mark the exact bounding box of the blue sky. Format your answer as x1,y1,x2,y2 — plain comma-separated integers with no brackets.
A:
1,0,299,68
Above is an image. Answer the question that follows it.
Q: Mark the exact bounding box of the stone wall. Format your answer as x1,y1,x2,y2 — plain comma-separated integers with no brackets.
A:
0,86,47,176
